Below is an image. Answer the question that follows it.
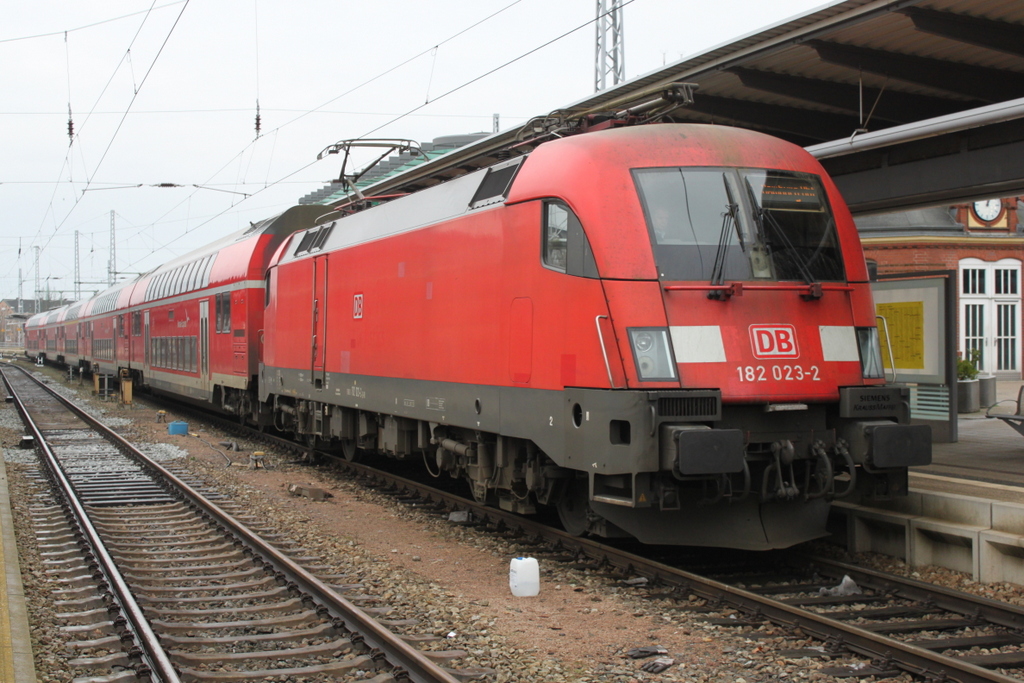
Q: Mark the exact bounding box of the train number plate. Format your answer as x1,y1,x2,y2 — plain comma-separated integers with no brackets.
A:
736,365,820,382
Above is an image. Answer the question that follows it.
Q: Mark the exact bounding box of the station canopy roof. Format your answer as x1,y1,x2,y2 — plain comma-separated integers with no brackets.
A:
336,0,1024,212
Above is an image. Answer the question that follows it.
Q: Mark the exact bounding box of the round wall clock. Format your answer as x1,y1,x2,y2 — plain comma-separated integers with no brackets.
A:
973,199,1002,222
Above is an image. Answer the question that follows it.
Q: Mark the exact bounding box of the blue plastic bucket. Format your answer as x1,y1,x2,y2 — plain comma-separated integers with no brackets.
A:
168,421,188,435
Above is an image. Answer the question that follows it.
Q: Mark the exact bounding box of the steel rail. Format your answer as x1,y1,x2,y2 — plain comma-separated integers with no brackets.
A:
805,555,1024,631
1,367,181,683
7,365,460,683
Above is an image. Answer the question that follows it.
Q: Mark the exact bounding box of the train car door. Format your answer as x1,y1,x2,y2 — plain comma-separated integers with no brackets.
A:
144,311,150,370
311,255,329,390
199,300,210,395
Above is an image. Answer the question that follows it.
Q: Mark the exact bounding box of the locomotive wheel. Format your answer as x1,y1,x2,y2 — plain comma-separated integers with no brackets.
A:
556,477,591,537
340,438,361,463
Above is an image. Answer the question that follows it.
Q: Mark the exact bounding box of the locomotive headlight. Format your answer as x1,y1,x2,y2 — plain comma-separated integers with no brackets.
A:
628,328,677,381
856,327,885,379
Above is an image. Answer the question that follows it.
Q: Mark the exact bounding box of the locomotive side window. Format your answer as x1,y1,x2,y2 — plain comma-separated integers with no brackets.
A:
633,167,844,283
543,204,569,271
542,201,598,278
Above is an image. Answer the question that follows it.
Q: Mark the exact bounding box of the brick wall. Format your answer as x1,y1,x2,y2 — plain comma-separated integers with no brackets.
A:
863,241,1024,276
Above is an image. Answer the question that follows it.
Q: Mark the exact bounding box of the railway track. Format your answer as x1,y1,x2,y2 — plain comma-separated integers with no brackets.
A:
1,364,472,683
353,479,1024,682
161,385,1024,683
201,418,1024,683
708,555,1024,675
16,361,1024,683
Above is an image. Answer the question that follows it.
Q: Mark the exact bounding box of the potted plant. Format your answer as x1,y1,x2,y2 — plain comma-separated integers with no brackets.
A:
957,348,981,413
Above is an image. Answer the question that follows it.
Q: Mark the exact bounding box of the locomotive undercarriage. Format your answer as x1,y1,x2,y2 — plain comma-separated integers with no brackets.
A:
259,381,929,549
266,393,566,515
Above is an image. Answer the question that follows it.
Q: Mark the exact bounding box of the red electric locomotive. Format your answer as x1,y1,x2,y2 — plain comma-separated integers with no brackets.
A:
260,123,930,550
25,123,929,550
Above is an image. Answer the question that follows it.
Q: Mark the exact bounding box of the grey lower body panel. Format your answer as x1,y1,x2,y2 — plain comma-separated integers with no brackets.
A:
261,365,720,473
264,365,569,466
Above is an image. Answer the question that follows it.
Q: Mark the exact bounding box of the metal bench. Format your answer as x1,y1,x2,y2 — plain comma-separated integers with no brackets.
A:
986,385,1024,437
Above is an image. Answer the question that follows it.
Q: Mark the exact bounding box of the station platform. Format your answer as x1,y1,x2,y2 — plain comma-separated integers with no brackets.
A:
916,379,1024,497
0,456,35,683
834,378,1024,583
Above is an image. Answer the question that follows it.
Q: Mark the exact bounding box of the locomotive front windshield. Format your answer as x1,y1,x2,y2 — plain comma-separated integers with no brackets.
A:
633,167,845,283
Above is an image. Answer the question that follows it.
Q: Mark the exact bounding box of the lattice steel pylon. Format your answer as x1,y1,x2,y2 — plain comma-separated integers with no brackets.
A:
108,210,116,287
74,230,80,300
594,0,625,92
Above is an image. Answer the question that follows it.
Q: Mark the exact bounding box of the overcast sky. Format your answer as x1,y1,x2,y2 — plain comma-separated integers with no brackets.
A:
1,0,828,303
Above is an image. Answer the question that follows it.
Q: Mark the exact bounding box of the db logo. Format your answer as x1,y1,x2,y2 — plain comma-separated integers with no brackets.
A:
749,324,799,359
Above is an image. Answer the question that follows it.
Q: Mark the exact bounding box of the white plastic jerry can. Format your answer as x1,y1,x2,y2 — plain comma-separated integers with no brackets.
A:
509,556,540,596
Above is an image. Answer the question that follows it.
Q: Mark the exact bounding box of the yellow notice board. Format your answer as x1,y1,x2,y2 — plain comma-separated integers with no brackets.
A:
876,301,925,370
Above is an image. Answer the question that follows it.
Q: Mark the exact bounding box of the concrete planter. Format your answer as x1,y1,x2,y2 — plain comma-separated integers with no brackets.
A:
958,379,980,413
978,374,997,408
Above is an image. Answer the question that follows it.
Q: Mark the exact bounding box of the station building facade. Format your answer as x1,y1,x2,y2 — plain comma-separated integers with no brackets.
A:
857,199,1024,380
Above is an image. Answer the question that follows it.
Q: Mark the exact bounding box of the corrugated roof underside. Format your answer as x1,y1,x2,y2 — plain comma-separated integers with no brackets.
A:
326,0,1023,202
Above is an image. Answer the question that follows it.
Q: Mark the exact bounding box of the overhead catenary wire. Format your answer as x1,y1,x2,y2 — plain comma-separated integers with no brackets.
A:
37,0,191,258
359,0,637,139
21,0,614,289
0,1,186,44
0,108,528,118
28,0,169,267
117,0,532,271
125,0,637,269
9,2,188,285
22,0,530,261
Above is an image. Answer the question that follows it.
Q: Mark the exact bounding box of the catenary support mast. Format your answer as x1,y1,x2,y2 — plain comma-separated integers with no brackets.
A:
594,0,624,92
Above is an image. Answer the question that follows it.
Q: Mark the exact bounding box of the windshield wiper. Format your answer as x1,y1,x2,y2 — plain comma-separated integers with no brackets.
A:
708,176,741,299
744,179,817,287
